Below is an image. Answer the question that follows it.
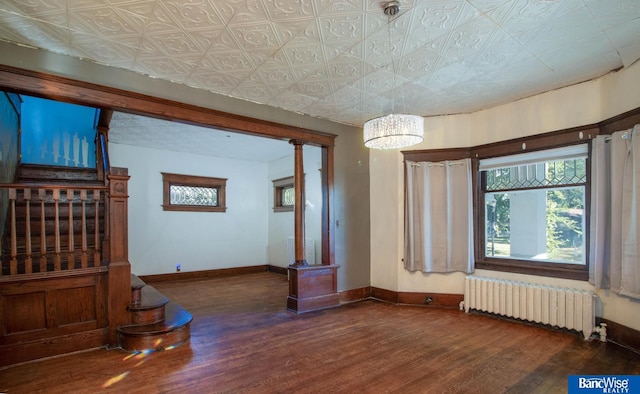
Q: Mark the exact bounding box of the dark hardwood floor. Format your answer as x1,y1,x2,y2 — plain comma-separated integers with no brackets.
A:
1,272,639,393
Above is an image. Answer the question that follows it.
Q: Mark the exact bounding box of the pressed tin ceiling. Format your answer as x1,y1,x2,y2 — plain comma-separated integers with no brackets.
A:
1,0,639,158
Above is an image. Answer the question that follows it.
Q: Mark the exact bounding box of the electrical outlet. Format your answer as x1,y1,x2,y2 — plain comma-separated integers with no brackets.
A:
176,264,181,272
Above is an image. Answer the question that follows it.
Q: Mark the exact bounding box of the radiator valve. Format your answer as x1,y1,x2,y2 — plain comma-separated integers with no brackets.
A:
459,301,465,311
593,323,607,342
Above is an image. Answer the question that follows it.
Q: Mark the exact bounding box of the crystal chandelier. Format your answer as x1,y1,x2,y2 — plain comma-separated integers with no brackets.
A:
364,1,424,150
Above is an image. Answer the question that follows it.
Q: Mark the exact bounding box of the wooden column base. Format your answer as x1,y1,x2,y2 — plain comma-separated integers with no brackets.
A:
287,264,339,313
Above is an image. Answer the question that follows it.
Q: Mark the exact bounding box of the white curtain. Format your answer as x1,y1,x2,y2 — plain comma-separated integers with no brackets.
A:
404,158,473,273
590,125,640,299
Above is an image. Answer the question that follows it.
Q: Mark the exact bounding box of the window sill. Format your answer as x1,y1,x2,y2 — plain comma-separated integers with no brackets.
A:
475,259,588,281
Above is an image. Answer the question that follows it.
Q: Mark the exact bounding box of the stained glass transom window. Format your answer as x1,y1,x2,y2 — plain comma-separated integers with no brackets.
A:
281,186,295,206
170,185,217,206
162,172,227,212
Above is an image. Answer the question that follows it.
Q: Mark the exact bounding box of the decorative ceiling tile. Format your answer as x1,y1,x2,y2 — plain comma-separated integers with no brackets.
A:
232,75,279,103
327,53,370,82
426,62,476,91
70,33,138,66
200,49,255,75
583,0,640,30
513,9,602,57
489,0,586,37
142,4,183,33
271,92,318,112
68,5,146,39
317,13,366,51
402,0,477,52
316,0,367,16
186,70,243,95
355,28,393,68
466,0,514,14
1,0,67,15
134,56,196,82
141,31,207,58
398,46,441,78
156,0,226,30
361,68,397,96
438,16,498,64
105,0,156,19
260,0,317,21
0,14,70,51
291,69,334,98
463,29,526,73
537,35,619,73
604,18,640,67
199,0,248,25
254,64,298,88
280,40,328,67
228,1,269,26
228,20,291,51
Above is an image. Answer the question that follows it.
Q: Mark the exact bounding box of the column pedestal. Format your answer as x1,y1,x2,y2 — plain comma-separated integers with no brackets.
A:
287,264,339,313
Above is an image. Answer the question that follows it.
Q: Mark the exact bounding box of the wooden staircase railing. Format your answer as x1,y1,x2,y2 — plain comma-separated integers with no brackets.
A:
1,184,107,275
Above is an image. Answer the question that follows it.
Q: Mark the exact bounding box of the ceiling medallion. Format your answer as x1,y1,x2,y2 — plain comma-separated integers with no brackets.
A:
363,1,424,150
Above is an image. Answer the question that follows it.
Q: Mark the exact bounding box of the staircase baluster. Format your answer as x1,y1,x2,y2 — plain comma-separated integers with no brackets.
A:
67,189,75,270
94,190,101,267
39,189,47,272
53,189,61,271
81,190,88,268
9,188,17,275
24,189,32,274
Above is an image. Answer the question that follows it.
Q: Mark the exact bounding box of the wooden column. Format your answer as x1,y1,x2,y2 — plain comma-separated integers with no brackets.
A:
107,167,131,345
287,142,339,313
291,140,307,266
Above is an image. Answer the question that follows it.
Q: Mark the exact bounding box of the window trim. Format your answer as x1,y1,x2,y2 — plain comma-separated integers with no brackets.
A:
272,176,294,212
471,126,596,280
162,172,227,212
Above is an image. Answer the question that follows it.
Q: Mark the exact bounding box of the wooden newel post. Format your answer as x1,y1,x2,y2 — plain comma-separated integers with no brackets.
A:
107,167,131,345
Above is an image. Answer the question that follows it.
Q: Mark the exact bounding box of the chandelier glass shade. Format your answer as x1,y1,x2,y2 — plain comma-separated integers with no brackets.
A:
363,113,424,150
363,1,424,150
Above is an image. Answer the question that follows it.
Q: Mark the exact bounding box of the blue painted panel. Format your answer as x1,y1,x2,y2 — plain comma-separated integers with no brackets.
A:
21,96,98,168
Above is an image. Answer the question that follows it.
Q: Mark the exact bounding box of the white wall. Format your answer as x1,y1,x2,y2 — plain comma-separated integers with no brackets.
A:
267,146,323,268
109,143,269,275
370,60,640,332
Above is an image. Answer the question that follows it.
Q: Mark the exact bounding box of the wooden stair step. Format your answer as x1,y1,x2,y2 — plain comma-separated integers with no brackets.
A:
131,274,146,290
130,274,146,305
128,285,169,325
118,301,193,352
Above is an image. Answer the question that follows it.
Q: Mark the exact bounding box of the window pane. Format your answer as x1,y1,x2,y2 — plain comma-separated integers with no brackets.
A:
282,186,295,206
170,185,217,206
485,186,585,264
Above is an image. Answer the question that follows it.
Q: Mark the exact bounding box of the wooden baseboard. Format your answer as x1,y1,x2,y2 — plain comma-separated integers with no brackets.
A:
597,317,640,354
340,286,371,303
267,265,288,275
371,287,463,309
341,286,463,309
139,265,270,283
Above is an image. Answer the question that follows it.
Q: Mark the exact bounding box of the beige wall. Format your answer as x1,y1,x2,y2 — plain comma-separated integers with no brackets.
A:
370,60,640,331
